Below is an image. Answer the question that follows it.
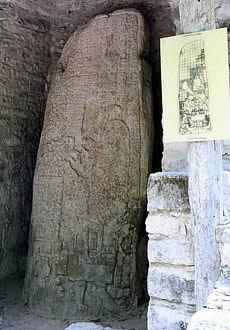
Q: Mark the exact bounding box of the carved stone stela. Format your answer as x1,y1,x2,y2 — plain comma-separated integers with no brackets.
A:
24,9,153,318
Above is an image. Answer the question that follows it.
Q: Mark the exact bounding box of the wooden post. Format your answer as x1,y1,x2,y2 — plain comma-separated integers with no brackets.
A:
179,0,223,310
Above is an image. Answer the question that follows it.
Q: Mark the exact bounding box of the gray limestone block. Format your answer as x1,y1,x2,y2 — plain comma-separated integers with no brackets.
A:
146,212,192,238
148,265,195,305
148,237,194,266
148,303,192,330
147,173,189,212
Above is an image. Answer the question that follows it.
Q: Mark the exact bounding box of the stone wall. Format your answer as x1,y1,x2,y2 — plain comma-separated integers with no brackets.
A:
146,171,230,329
146,173,195,330
0,2,50,280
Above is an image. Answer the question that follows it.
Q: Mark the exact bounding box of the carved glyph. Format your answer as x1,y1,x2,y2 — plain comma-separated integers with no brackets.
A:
24,9,153,318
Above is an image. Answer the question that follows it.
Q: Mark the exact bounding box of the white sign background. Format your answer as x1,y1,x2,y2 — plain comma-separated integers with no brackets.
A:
161,28,230,143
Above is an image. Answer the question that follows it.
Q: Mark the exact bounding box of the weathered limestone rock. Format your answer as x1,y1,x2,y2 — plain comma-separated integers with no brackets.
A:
65,323,124,330
0,2,50,280
222,172,230,225
148,302,193,330
0,0,176,281
187,277,230,330
216,196,230,279
147,172,189,212
187,309,230,330
162,144,188,172
187,140,222,310
216,0,230,28
24,9,153,318
2,0,230,284
148,238,194,265
181,171,230,330
216,227,230,277
148,266,195,305
146,173,195,330
147,171,230,330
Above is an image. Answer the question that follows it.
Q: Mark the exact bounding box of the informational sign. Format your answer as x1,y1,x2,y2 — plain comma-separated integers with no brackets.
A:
161,28,230,143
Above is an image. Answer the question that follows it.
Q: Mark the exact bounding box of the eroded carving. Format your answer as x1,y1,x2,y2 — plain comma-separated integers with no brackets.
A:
24,9,153,318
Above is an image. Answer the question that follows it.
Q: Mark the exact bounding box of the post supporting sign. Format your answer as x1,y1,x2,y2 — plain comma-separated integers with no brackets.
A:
161,0,227,310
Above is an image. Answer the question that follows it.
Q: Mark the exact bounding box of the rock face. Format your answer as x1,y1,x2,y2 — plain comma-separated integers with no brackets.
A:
0,0,176,282
0,2,50,280
65,323,124,330
24,10,153,318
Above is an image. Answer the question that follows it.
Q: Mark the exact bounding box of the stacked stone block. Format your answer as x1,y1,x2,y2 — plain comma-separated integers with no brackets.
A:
146,173,195,330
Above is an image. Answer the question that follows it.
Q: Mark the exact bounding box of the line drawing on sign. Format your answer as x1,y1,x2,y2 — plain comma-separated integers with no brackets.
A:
178,39,212,135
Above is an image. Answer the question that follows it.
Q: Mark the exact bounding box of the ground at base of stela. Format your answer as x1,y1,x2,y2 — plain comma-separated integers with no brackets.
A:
0,273,147,330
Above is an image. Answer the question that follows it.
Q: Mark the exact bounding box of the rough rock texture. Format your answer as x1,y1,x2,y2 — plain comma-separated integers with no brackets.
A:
24,10,153,319
49,0,178,69
218,228,230,277
146,171,230,330
179,0,216,33
215,173,230,294
1,0,230,283
0,0,229,326
187,277,230,330
187,309,230,330
220,172,230,226
188,208,230,330
216,0,230,29
48,0,179,174
162,143,188,172
65,323,124,330
0,0,178,281
0,2,50,280
188,140,222,310
146,173,195,330
0,0,178,282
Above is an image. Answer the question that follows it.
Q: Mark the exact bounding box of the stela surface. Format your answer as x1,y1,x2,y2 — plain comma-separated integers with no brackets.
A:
24,9,153,319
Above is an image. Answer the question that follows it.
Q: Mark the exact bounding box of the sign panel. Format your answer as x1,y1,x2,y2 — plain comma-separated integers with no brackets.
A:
161,28,230,143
